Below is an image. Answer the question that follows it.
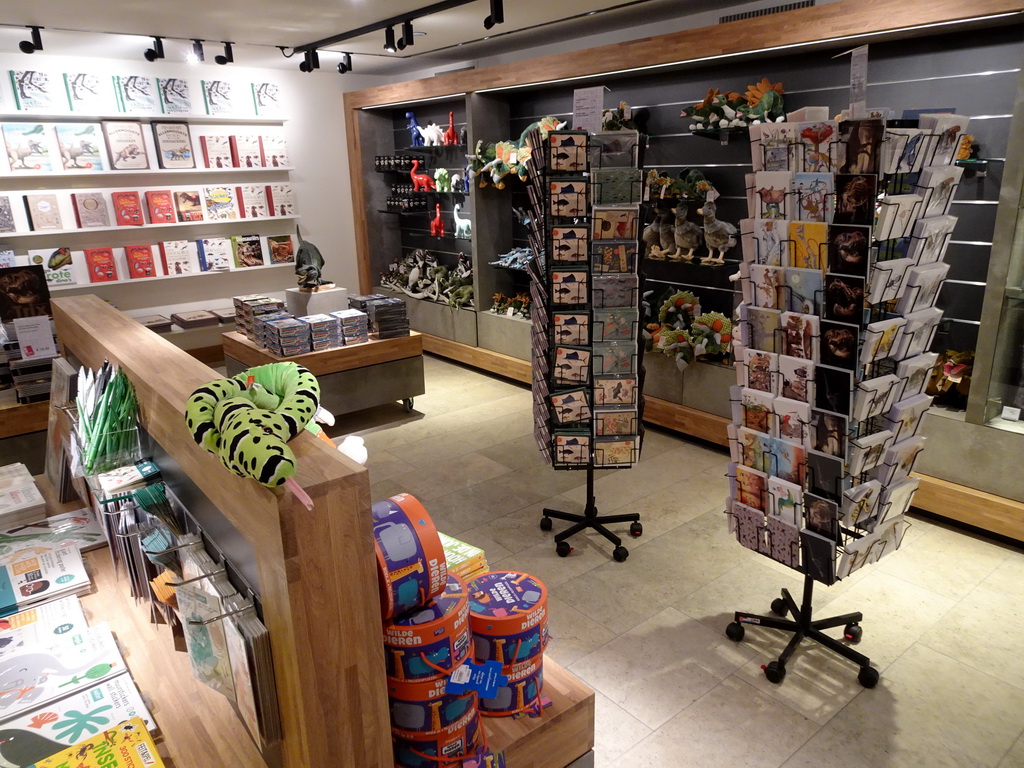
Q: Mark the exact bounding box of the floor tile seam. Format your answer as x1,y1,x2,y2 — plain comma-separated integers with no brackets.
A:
870,564,981,606
900,641,1024,699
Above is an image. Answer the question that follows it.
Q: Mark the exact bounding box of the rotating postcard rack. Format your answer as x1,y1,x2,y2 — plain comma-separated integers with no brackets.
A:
522,126,646,562
727,112,965,686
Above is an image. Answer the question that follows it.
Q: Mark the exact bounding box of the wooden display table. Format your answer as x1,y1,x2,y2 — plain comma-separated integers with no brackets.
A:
222,330,426,415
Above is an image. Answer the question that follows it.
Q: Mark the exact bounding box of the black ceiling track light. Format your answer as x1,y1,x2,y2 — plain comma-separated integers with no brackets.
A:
384,25,397,53
298,48,320,72
337,52,353,74
19,26,43,54
143,36,165,62
397,19,414,50
214,41,234,65
484,0,504,29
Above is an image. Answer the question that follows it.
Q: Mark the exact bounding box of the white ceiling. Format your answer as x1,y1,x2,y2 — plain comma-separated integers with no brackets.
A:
0,0,746,76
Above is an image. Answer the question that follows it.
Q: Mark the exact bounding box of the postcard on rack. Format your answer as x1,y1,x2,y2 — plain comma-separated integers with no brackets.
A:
550,226,589,263
554,431,590,466
778,355,814,403
907,215,957,265
754,171,793,220
735,464,768,512
740,387,775,435
742,306,782,354
876,476,920,528
550,388,591,425
793,172,834,223
896,352,939,400
768,476,803,527
551,270,589,306
758,123,797,172
918,164,963,218
553,345,592,386
806,449,846,502
766,515,801,568
874,435,927,485
750,264,785,310
875,194,923,241
866,257,913,304
885,393,933,441
837,118,884,175
882,128,928,175
893,307,942,360
732,500,767,553
592,205,639,240
751,218,790,266
896,262,949,315
860,316,907,367
591,241,637,274
593,341,636,375
593,307,637,342
848,429,895,476
780,311,818,362
594,436,638,467
803,492,840,542
819,322,859,374
801,529,838,584
549,178,588,218
738,427,772,473
823,273,866,326
826,224,871,277
774,396,811,447
833,174,877,226
771,437,806,486
919,113,970,166
553,312,590,346
852,374,901,422
809,408,848,460
783,268,822,315
594,374,637,406
594,407,637,436
742,348,778,395
842,479,882,529
788,221,828,271
591,274,637,308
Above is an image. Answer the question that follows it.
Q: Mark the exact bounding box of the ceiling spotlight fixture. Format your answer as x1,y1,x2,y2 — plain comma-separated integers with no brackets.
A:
144,36,165,62
188,39,205,63
19,26,43,55
337,53,353,74
384,25,397,53
403,20,415,48
214,41,234,65
298,48,320,73
484,0,504,29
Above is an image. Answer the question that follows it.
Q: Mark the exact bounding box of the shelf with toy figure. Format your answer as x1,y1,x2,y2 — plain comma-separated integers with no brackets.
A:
691,126,750,144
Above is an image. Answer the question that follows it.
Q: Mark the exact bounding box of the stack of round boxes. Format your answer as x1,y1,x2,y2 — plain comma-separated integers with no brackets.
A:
373,493,482,768
466,570,549,717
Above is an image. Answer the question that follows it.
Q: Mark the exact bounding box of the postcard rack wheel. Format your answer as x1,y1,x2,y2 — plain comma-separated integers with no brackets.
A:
629,521,643,537
844,623,863,644
725,622,745,642
402,397,415,412
764,661,786,684
540,516,554,532
613,545,629,562
555,540,572,557
770,598,788,617
858,665,879,689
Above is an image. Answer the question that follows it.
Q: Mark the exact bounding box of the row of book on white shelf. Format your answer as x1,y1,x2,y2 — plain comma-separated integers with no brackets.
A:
0,182,296,234
1,119,289,175
8,69,283,118
1,232,296,288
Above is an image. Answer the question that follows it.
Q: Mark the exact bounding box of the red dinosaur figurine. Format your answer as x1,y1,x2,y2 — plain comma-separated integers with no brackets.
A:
410,159,436,192
443,111,459,145
430,204,445,238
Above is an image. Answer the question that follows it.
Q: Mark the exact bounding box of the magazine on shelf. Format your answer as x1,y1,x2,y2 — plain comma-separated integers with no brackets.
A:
0,546,91,616
0,595,88,657
0,510,105,560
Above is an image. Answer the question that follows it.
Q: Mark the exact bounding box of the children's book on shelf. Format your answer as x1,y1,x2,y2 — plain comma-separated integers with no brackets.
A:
236,184,269,219
267,235,295,264
27,248,77,288
203,185,240,220
23,194,64,231
84,248,118,283
111,190,144,226
0,546,90,617
63,72,108,113
198,237,233,271
252,82,283,117
173,190,204,222
71,191,111,229
230,135,264,168
159,240,201,275
199,134,233,168
3,123,54,172
125,245,157,279
260,134,290,167
0,196,16,233
0,676,156,764
0,595,88,658
113,74,158,113
53,123,105,171
29,716,166,768
157,76,192,114
151,121,195,169
9,70,57,111
265,183,295,216
231,234,266,268
202,79,234,115
101,120,150,170
143,189,175,225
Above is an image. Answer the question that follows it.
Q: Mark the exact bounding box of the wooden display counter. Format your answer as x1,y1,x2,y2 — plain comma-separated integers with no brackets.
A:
52,296,595,767
222,330,426,415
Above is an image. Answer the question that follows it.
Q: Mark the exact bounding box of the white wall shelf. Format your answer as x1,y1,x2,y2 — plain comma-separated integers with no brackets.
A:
0,166,295,181
5,214,298,239
51,261,293,291
1,113,286,125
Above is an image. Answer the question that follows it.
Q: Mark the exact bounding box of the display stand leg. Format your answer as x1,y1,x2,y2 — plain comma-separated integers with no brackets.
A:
540,463,641,562
725,573,880,688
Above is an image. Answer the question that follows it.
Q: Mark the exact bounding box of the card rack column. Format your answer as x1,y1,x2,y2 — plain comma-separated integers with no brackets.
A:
523,127,646,562
725,114,967,686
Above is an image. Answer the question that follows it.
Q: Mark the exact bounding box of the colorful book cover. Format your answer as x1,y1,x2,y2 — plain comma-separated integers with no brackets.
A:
63,72,108,113
260,134,289,167
797,121,838,173
229,134,263,168
84,248,118,283
0,547,89,617
101,120,149,170
113,74,158,114
144,189,175,224
231,235,265,269
29,716,166,768
173,190,204,222
267,234,295,264
9,70,56,111
197,237,233,271
0,595,88,657
159,240,200,275
28,247,76,288
53,123,105,171
3,123,53,171
110,190,144,226
177,581,236,700
151,121,194,169
236,184,269,219
0,677,156,764
23,194,64,231
202,79,235,116
125,245,157,279
199,135,232,168
203,185,240,220
0,196,15,233
252,82,283,117
265,183,295,216
157,76,192,114
71,191,111,228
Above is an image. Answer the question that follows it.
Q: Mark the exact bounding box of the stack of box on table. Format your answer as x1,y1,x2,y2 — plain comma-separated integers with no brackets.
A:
369,297,410,339
169,309,221,329
263,317,312,357
233,294,286,340
302,313,342,351
333,308,369,344
0,462,46,526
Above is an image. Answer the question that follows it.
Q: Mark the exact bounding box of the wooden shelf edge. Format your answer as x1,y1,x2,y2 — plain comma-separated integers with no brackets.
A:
222,330,423,377
485,657,595,768
642,396,730,447
911,472,1024,543
0,400,50,438
420,333,531,383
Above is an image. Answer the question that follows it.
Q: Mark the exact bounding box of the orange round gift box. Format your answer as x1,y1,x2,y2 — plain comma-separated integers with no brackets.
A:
383,574,471,681
467,570,548,665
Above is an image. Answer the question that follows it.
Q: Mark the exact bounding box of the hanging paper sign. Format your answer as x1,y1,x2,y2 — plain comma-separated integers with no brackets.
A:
573,86,604,134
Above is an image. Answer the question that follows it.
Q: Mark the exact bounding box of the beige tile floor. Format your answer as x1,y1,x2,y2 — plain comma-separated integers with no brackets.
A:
338,354,1024,768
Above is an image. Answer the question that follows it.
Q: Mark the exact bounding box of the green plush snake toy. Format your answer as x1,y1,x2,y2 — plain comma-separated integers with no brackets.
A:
185,362,320,490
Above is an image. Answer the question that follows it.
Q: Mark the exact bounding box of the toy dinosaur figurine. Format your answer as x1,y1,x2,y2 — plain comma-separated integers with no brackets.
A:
405,112,424,147
443,112,459,145
294,230,334,291
419,121,445,146
430,204,445,238
410,159,436,192
434,167,451,192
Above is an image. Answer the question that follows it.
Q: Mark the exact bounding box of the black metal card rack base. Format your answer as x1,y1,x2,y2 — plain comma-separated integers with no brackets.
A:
725,572,879,688
540,462,642,562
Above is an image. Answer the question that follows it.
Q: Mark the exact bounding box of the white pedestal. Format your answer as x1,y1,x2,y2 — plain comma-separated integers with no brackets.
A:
285,286,349,317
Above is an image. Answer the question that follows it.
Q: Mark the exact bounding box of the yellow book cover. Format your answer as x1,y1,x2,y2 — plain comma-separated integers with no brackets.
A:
29,717,165,768
438,532,486,569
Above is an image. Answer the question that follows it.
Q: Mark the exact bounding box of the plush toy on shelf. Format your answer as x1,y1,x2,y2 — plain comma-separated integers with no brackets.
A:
680,79,785,130
698,193,737,265
667,204,703,263
642,209,673,260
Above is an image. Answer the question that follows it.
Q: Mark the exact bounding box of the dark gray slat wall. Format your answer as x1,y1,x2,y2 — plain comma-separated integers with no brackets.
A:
504,26,1023,349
